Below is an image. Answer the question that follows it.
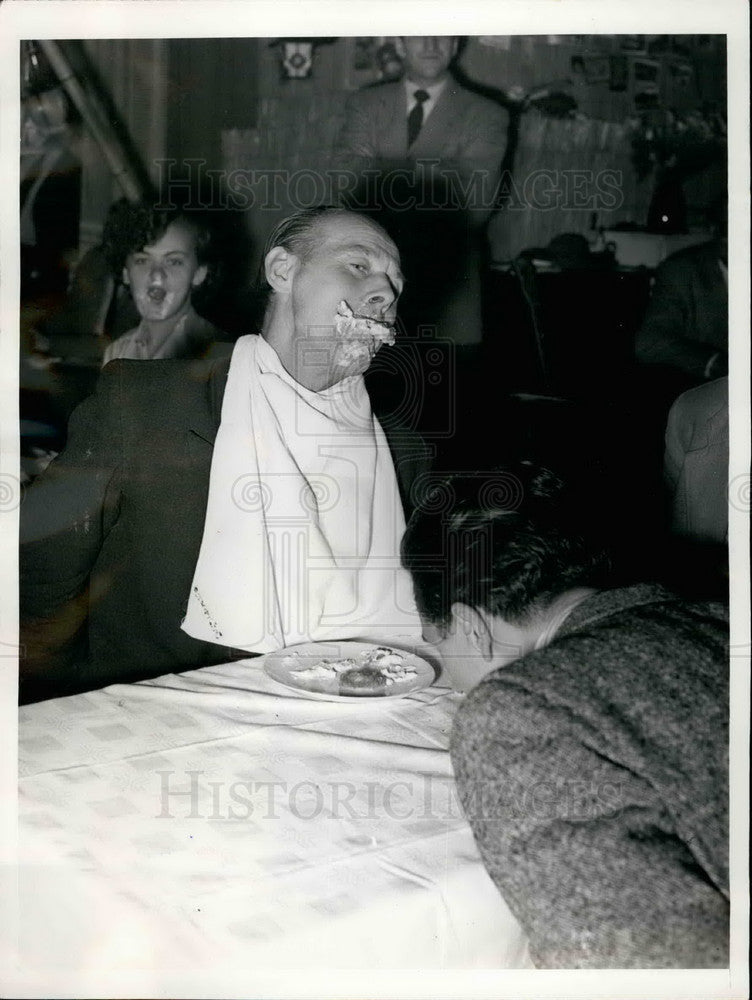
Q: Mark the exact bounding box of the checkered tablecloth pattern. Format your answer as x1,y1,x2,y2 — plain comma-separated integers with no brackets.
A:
14,657,530,981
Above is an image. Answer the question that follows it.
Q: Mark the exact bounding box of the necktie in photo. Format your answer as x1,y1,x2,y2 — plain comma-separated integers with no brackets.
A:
407,89,430,147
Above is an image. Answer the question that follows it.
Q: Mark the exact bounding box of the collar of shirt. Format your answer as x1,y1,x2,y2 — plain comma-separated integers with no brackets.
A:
404,77,448,124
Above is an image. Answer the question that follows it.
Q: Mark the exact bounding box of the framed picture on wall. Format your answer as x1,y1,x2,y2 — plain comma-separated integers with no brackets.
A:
632,58,660,85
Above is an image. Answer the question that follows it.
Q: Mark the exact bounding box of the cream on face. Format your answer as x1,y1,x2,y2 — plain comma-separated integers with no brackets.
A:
332,299,396,368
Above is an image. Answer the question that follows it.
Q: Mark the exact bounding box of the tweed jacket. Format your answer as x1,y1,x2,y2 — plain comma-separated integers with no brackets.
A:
19,349,432,701
450,584,729,968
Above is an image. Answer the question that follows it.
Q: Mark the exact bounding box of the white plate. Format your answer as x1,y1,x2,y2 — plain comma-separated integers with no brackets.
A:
264,641,436,702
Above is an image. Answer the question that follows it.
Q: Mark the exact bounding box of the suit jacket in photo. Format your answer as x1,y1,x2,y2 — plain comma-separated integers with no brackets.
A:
334,77,508,207
19,350,432,702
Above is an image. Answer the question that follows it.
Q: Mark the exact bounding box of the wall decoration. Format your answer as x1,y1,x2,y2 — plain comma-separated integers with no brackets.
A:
280,41,313,79
628,105,727,180
268,38,336,81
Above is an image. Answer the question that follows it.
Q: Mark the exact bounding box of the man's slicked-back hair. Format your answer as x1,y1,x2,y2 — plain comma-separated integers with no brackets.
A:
261,205,352,264
401,463,613,630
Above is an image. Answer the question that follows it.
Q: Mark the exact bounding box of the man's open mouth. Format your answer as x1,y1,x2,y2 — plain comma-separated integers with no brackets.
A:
333,301,397,368
334,300,396,346
148,288,166,303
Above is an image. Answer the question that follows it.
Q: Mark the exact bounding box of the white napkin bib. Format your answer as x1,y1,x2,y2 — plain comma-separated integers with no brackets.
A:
181,335,422,652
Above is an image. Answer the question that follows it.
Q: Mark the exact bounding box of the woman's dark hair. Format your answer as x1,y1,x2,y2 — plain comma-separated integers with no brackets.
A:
101,198,217,288
401,463,613,629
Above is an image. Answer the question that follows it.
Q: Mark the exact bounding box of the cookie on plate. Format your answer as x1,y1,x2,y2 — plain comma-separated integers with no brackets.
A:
338,666,387,694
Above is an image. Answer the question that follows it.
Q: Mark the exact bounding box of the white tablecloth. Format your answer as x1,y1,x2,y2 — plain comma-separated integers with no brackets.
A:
12,657,531,986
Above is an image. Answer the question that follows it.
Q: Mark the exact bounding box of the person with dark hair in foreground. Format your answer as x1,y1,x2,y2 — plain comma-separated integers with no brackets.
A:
401,464,729,968
20,207,427,702
100,199,228,363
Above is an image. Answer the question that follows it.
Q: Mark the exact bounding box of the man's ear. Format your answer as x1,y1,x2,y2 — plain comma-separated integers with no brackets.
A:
451,602,494,662
264,246,299,294
122,267,130,287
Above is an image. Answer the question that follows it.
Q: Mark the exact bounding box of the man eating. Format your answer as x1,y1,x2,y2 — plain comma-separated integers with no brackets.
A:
19,206,427,702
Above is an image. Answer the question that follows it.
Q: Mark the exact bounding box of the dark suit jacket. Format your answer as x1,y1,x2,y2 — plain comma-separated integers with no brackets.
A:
334,77,508,197
451,584,729,968
635,240,728,380
19,351,432,701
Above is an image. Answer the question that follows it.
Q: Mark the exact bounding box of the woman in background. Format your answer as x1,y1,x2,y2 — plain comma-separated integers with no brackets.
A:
101,199,230,364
